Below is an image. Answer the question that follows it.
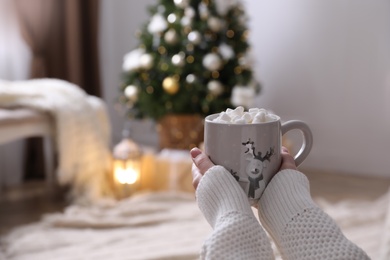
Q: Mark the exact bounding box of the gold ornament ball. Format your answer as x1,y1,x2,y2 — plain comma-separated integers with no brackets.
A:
163,76,180,94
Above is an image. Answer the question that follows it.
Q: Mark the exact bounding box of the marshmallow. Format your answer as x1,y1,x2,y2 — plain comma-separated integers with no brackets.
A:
248,108,259,113
226,108,234,113
265,114,277,122
212,107,277,124
233,118,246,124
229,106,245,119
255,111,266,122
215,111,231,122
241,113,252,123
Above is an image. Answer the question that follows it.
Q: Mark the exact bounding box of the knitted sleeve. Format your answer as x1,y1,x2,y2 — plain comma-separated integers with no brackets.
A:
257,169,371,260
196,165,274,260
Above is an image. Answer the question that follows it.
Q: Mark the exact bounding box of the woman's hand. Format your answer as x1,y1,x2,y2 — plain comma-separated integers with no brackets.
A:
190,147,215,190
279,146,298,171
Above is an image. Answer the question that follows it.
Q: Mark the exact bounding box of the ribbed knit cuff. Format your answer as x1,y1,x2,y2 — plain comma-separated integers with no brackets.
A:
257,169,316,236
196,165,253,227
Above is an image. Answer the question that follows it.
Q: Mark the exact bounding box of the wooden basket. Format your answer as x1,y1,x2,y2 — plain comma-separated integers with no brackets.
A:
157,114,204,150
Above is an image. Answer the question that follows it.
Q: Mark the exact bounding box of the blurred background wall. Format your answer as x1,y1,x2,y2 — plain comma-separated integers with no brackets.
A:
247,0,390,177
99,0,158,148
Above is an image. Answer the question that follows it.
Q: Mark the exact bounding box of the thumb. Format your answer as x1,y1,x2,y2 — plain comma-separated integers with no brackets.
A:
190,147,215,175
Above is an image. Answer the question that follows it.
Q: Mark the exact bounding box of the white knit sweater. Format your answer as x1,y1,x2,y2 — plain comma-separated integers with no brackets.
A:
196,166,370,260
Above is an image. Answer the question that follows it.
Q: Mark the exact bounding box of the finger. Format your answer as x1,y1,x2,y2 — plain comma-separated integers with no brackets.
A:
191,162,200,179
191,148,205,190
190,147,202,160
191,162,207,190
281,146,290,153
190,147,215,175
280,147,297,170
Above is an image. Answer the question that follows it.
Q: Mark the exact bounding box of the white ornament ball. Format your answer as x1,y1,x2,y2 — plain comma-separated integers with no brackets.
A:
164,29,178,44
219,43,235,60
172,52,185,67
167,13,177,24
139,53,153,69
203,53,222,71
148,14,168,34
122,48,144,72
188,31,202,45
181,16,192,27
124,85,139,102
208,17,223,32
207,80,224,96
199,2,209,20
184,7,196,18
174,0,189,8
186,74,196,84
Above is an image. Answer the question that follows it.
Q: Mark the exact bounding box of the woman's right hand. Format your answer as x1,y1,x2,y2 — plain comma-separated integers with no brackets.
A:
279,146,298,171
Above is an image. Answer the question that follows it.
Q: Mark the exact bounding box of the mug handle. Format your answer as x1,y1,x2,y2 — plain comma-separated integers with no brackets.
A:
281,120,313,166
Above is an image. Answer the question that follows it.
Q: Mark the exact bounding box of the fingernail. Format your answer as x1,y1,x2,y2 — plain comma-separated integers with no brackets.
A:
190,147,201,158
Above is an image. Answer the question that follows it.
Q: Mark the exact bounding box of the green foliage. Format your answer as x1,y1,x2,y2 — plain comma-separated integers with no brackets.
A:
120,0,260,120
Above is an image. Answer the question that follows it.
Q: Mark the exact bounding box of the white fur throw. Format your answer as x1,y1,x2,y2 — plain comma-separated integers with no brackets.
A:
0,192,211,260
0,78,112,203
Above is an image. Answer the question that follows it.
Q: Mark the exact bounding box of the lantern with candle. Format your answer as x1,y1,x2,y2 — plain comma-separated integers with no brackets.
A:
112,131,142,199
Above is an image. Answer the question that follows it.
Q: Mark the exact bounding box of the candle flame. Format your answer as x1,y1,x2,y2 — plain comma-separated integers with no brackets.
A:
115,167,138,184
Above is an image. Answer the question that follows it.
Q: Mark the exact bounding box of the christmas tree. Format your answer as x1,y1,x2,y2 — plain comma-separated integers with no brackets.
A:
120,0,260,121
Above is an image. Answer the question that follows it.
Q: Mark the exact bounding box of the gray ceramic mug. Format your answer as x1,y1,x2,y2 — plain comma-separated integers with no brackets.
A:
204,113,313,202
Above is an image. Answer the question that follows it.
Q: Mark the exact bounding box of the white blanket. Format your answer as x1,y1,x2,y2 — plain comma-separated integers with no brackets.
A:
1,191,389,260
0,192,211,260
0,79,113,203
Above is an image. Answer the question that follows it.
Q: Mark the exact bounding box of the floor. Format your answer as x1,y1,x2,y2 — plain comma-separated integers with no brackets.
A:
305,168,390,202
0,182,69,235
0,168,390,236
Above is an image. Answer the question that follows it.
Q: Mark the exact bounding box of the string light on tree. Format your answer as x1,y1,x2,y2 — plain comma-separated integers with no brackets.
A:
188,31,202,45
172,52,186,67
174,0,190,8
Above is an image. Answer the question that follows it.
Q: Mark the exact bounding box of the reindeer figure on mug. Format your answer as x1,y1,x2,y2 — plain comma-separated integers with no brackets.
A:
241,138,275,199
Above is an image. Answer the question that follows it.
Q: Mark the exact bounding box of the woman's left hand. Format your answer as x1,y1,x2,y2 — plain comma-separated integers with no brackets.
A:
190,147,215,190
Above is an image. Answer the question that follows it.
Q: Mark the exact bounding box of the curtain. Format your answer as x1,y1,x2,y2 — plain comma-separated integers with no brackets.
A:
13,0,101,179
46,0,102,97
14,0,101,95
